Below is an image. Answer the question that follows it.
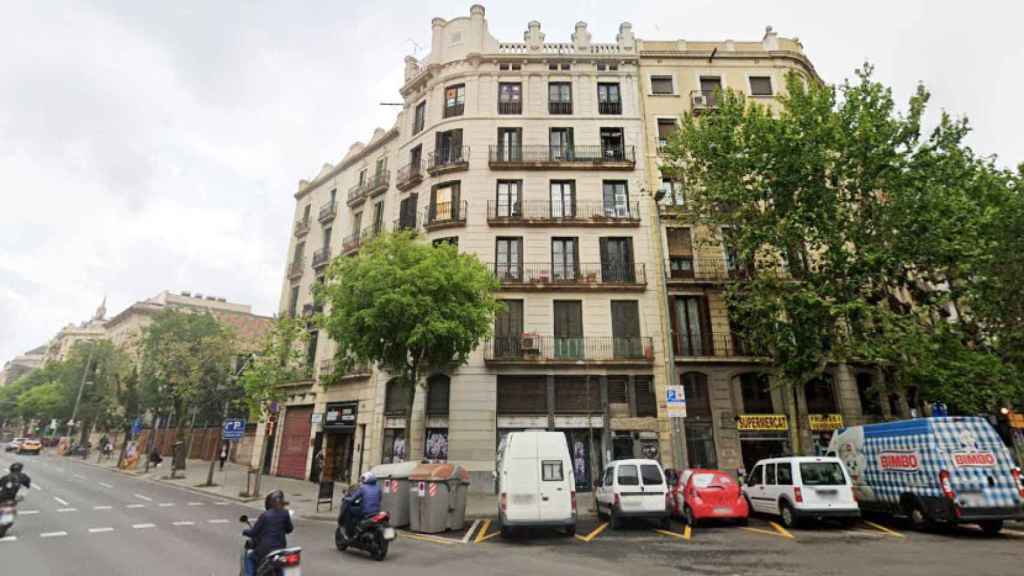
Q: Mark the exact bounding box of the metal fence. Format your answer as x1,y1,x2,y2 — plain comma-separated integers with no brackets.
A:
484,335,653,362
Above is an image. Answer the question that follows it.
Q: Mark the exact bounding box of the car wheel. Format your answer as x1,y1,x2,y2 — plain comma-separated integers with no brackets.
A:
659,516,672,530
736,516,749,527
907,501,931,532
565,524,576,537
779,502,798,529
334,526,349,551
979,520,1004,536
610,506,624,529
499,525,512,538
683,506,696,527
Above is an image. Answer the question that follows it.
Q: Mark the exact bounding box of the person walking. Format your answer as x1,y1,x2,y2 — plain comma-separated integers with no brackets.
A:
219,440,230,471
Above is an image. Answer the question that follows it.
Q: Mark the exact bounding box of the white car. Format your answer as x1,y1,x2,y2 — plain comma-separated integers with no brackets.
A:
595,459,671,529
5,438,25,453
742,456,860,528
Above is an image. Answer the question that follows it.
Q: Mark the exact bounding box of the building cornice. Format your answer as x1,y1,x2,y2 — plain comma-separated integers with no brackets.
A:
294,127,401,200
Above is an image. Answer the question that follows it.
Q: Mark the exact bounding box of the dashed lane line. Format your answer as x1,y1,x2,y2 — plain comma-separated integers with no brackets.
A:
133,494,153,502
187,502,204,507
93,506,112,511
56,508,78,513
88,527,115,534
98,482,113,489
158,503,175,508
0,536,16,543
40,531,68,538
132,523,156,529
172,521,195,526
215,502,231,506
125,504,146,509
20,510,39,515
53,497,69,506
208,519,229,524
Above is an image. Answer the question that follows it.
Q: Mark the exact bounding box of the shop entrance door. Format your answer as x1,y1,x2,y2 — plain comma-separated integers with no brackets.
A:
739,436,789,473
326,431,354,483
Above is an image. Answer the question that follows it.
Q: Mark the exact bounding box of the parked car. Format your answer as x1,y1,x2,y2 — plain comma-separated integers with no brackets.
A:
743,456,859,529
5,438,25,453
595,459,671,529
17,438,42,455
668,468,749,526
496,430,576,537
828,416,1024,535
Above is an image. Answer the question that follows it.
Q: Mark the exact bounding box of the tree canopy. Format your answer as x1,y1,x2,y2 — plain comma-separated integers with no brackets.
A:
238,316,309,417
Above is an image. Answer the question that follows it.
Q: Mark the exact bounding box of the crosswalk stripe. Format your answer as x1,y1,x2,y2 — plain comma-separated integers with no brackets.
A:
20,510,39,515
187,502,204,506
56,508,77,513
158,503,175,507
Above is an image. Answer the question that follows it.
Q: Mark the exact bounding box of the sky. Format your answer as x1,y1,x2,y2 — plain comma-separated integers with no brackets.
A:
1,0,1021,363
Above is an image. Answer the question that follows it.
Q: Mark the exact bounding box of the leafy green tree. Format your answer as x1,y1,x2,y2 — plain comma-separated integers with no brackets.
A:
318,231,501,411
16,382,65,424
62,340,131,442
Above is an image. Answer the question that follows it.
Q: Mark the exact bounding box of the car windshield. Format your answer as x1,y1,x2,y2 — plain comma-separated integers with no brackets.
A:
640,464,663,486
799,462,847,486
692,473,716,488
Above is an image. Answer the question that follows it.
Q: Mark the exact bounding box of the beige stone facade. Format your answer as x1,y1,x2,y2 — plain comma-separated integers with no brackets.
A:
0,344,46,387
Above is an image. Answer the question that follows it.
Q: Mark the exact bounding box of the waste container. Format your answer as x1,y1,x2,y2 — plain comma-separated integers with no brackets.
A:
370,461,420,528
407,463,471,534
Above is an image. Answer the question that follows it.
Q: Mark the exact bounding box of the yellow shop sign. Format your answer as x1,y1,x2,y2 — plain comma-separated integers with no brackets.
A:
737,414,789,431
808,413,844,432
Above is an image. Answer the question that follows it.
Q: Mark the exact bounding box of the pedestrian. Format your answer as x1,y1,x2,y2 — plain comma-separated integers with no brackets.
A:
313,450,325,483
149,448,163,469
219,440,230,470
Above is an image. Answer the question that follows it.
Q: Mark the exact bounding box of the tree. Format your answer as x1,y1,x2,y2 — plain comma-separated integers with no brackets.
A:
62,340,131,442
16,382,65,427
238,316,309,416
318,231,501,416
662,64,1022,443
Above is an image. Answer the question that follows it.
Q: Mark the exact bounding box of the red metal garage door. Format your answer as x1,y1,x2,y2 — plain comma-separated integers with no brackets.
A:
277,405,313,479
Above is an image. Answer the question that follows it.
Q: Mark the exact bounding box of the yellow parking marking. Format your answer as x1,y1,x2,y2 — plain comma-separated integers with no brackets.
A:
401,532,460,545
770,521,795,539
684,524,692,540
864,520,905,538
742,527,781,537
477,530,501,542
654,529,688,540
574,522,609,543
462,519,480,543
474,519,492,544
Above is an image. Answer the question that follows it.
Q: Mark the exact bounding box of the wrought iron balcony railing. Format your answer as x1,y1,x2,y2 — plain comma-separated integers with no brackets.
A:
488,145,635,169
487,200,640,225
486,262,646,289
484,336,654,363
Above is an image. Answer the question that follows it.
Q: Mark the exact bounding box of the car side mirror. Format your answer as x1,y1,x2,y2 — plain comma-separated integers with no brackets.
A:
239,514,249,523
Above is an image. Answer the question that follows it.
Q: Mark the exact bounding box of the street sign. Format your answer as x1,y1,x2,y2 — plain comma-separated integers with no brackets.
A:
666,385,687,418
311,413,323,424
222,418,246,441
130,417,142,437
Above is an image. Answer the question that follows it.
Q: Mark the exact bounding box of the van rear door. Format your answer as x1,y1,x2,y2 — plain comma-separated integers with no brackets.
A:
797,460,857,510
538,436,573,522
504,434,540,523
639,463,668,513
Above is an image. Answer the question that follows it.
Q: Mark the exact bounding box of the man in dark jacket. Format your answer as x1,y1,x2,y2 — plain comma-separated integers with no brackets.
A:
243,490,293,576
340,471,382,538
0,463,31,502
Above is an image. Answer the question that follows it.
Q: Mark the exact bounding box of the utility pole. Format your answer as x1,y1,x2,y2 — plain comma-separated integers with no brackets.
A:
69,343,97,445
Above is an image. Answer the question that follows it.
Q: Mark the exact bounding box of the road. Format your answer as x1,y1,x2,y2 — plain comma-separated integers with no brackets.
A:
2,451,1023,575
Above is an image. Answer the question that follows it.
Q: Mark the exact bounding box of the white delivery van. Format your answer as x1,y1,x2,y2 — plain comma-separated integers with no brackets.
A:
595,459,671,529
742,456,859,528
496,431,577,537
828,416,1024,535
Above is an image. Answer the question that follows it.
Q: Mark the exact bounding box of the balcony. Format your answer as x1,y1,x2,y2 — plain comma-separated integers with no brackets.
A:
484,336,654,366
392,214,419,233
347,170,390,207
666,256,784,284
427,146,469,176
395,162,423,191
425,200,467,230
287,258,303,280
294,217,310,238
690,90,720,114
498,101,522,115
549,101,573,115
673,332,765,362
312,247,331,270
319,358,371,383
301,302,323,318
488,145,635,171
487,200,640,227
487,262,646,292
598,101,622,115
318,200,336,224
340,231,362,256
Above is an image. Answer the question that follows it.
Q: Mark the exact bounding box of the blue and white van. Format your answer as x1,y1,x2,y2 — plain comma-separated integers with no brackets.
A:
828,417,1024,534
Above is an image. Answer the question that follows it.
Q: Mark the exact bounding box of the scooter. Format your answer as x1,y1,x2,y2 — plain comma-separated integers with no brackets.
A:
334,497,395,561
239,514,302,576
0,496,22,539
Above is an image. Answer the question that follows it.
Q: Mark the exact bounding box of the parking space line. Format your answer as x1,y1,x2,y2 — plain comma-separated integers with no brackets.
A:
172,521,195,526
654,529,689,540
770,521,795,539
400,531,460,545
574,522,608,543
743,527,784,537
158,503,175,508
20,510,39,515
93,506,112,511
56,508,77,513
462,519,480,543
684,525,692,540
208,519,229,524
187,502,204,507
53,497,69,506
474,519,493,543
863,520,905,538
1002,529,1024,538
0,536,16,543
125,504,146,509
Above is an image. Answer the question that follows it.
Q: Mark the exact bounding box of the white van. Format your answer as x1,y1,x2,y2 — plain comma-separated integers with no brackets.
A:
595,459,671,529
742,456,860,528
496,431,577,536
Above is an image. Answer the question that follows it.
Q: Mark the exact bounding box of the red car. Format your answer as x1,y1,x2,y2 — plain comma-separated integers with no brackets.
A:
667,468,749,526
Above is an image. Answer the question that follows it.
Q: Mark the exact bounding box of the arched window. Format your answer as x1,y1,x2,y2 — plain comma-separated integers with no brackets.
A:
426,374,451,416
681,372,711,419
856,373,882,416
804,375,837,414
738,372,773,413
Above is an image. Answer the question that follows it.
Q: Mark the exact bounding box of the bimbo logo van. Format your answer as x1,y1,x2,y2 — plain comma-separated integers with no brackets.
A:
951,451,996,468
878,451,921,471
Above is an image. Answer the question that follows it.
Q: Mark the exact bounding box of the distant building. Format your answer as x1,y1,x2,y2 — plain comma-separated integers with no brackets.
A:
42,299,109,365
0,344,47,387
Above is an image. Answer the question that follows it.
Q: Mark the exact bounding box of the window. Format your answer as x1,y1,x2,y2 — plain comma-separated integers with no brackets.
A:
765,463,777,485
799,462,847,486
429,181,461,223
306,329,318,371
385,378,412,415
302,204,311,222
553,300,583,359
602,467,614,487
288,285,300,318
635,376,657,417
432,236,458,248
372,200,384,235
739,373,773,413
551,237,578,281
650,75,674,95
352,212,362,235
554,376,600,413
358,168,367,187
424,429,448,462
497,375,546,413
602,180,630,217
748,465,763,486
549,128,574,160
434,129,464,166
493,300,523,357
617,464,639,486
640,464,664,486
375,156,387,177
548,82,572,114
495,180,521,218
673,296,711,356
397,193,418,230
600,128,625,160
293,241,305,265
542,461,564,481
409,144,422,171
749,76,773,96
659,177,685,208
495,237,523,281
700,76,723,106
498,82,522,114
776,462,793,485
444,84,465,118
550,181,575,219
805,375,837,414
322,227,332,250
657,118,678,148
598,83,621,114
496,127,522,162
611,300,642,358
560,63,570,71
666,228,693,279
681,373,711,419
600,237,635,283
857,373,883,416
685,421,717,469
426,374,450,415
413,101,425,134
607,376,628,404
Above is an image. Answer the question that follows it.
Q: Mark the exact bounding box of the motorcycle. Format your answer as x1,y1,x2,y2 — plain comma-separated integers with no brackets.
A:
334,497,395,561
239,514,302,576
0,496,22,539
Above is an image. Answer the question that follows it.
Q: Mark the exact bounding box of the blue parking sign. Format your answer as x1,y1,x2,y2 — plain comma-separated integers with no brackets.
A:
222,418,246,440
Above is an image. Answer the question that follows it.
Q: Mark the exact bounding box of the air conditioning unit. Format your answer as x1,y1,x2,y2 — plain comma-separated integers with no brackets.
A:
691,93,709,108
520,333,541,352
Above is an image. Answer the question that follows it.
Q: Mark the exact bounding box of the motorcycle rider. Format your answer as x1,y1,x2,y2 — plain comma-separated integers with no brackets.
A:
242,489,293,576
0,463,31,501
340,471,381,539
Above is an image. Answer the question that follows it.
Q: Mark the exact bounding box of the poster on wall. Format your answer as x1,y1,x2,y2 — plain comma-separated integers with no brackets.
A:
425,429,449,462
565,431,591,491
383,429,407,463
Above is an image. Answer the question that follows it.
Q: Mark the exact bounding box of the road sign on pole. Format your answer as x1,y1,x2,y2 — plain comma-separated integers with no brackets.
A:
222,418,246,441
666,385,687,418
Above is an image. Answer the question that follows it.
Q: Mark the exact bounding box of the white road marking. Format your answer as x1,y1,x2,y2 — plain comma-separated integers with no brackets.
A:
93,506,112,511
56,508,77,513
98,482,113,489
73,474,85,480
132,523,155,529
54,468,63,473
20,510,40,515
0,536,16,543
31,484,42,491
53,497,69,506
40,531,68,538
158,503,175,507
133,494,152,502
125,504,146,509
88,527,115,534
215,502,231,506
172,521,195,526
208,519,229,524
187,502,204,506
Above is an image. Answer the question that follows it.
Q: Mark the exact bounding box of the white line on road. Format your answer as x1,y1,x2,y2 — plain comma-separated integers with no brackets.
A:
133,494,152,502
172,521,195,526
88,527,115,534
31,484,41,491
215,502,231,506
54,468,63,473
132,523,155,529
20,510,39,515
40,531,68,538
208,519,229,524
56,508,77,513
0,536,16,543
73,474,85,480
93,506,112,511
187,502,204,506
158,503,175,507
53,497,69,506
98,482,113,489
125,504,146,509
462,519,480,543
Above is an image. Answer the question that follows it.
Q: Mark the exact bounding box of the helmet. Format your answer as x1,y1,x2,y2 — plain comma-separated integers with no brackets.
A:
264,489,286,510
9,463,23,474
360,471,376,484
